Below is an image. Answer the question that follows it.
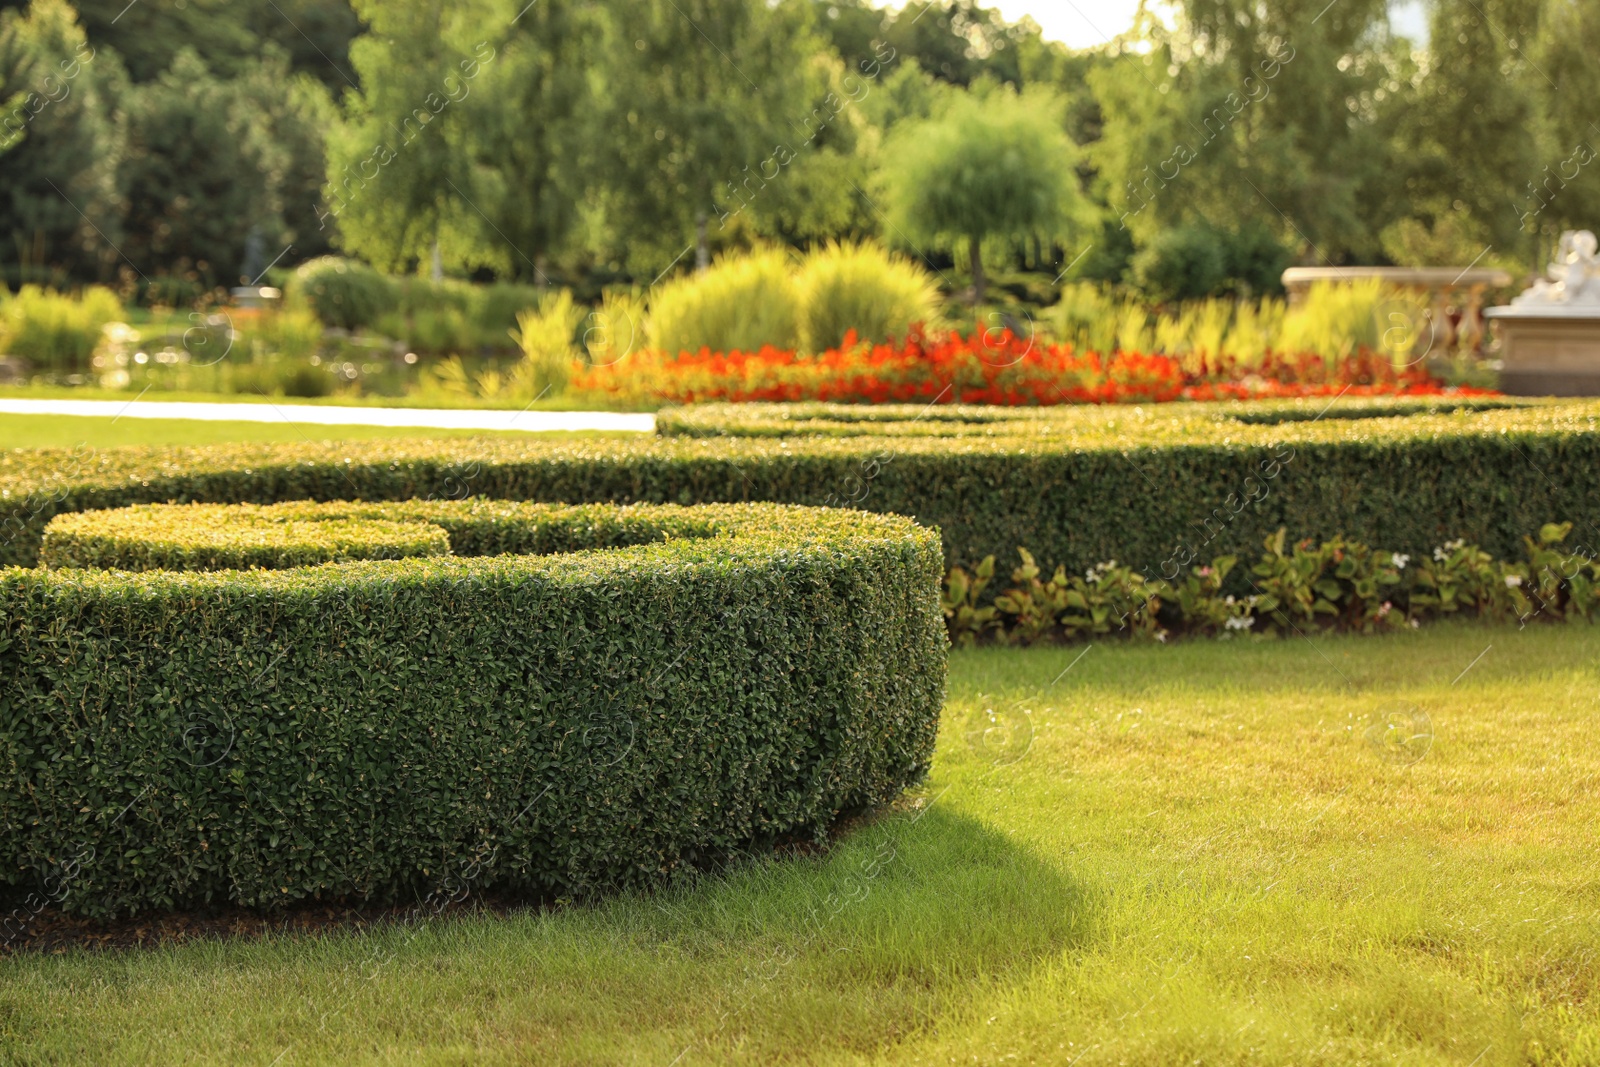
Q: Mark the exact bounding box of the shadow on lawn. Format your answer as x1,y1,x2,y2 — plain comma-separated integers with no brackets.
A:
644,801,1096,997
1,798,1095,987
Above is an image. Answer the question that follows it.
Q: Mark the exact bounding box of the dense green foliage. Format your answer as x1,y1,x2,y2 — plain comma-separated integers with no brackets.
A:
6,0,1594,297
289,256,400,332
1,499,946,916
647,247,800,356
2,399,1595,590
880,86,1083,303
0,0,337,290
0,282,117,372
943,522,1600,645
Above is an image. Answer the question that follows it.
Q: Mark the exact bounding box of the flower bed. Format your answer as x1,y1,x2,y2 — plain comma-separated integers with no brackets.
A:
572,327,1495,406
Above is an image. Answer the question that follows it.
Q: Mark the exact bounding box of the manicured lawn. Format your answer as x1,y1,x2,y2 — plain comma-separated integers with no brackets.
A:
2,623,1597,1064
0,414,632,450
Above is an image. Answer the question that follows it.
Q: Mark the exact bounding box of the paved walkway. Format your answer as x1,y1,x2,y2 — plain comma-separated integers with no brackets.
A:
0,398,655,434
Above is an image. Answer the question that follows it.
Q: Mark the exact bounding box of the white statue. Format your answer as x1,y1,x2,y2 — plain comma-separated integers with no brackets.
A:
1513,230,1600,307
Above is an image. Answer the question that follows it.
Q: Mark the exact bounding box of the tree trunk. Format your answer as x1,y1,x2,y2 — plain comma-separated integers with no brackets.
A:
430,238,443,284
695,211,710,273
969,234,985,307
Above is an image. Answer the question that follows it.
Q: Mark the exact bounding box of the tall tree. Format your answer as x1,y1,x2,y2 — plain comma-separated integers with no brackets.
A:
454,0,598,283
879,85,1085,304
9,0,363,92
593,0,822,273
1091,0,1396,268
120,48,334,289
1386,0,1545,261
1526,0,1600,265
0,0,125,284
326,0,495,275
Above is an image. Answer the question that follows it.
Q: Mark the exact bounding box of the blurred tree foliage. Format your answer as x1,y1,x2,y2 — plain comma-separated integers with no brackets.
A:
1,0,1598,300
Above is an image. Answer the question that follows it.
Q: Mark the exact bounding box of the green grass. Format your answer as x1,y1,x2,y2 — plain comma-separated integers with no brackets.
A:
0,414,635,450
2,622,1597,1064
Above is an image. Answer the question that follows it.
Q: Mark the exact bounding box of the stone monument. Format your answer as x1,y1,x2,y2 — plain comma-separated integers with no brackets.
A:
1487,230,1600,395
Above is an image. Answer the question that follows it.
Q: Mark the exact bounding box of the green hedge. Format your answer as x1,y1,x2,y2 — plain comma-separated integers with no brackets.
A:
651,397,1530,438
3,398,1600,587
1,501,946,917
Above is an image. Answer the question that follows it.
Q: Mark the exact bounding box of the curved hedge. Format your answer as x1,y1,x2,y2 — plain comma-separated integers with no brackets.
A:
3,397,1600,584
650,396,1532,438
1,500,946,917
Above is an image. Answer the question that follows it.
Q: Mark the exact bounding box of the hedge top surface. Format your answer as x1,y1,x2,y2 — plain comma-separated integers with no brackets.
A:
43,503,450,571
652,396,1534,437
27,499,926,584
0,395,1587,507
4,396,1599,575
38,499,729,571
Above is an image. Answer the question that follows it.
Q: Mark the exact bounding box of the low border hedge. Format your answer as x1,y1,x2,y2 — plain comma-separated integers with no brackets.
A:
3,398,1599,586
1,501,946,917
650,397,1530,438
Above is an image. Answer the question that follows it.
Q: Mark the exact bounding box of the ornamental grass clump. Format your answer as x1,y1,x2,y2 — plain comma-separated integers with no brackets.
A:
795,241,941,352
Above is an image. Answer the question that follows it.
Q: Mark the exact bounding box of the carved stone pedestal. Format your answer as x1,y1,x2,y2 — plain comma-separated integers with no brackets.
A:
1486,311,1600,395
1486,229,1600,396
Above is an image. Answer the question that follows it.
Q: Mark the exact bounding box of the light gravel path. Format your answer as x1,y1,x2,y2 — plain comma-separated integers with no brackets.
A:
0,398,654,434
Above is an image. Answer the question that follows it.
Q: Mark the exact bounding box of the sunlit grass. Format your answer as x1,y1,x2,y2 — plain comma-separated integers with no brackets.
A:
2,623,1597,1064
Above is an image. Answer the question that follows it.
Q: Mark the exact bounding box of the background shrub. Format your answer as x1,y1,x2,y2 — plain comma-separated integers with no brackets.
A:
479,282,545,339
647,246,799,355
2,500,946,917
0,284,123,375
795,241,942,352
507,289,583,398
290,256,398,332
1130,225,1228,304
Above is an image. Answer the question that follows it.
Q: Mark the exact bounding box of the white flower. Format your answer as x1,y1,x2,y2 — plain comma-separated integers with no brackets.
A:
1505,574,1523,588
1225,615,1256,631
1409,618,1420,629
1392,553,1409,570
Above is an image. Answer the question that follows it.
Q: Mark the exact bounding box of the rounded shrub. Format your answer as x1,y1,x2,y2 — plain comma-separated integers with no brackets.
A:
647,246,800,355
290,256,398,331
1130,225,1228,304
795,241,942,352
3,499,946,917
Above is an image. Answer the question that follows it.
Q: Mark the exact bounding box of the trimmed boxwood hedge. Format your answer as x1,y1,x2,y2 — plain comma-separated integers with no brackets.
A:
3,397,1600,584
650,397,1531,438
1,500,946,917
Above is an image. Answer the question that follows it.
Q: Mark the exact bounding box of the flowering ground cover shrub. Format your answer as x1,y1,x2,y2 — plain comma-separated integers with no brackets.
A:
573,326,1494,406
944,523,1595,645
